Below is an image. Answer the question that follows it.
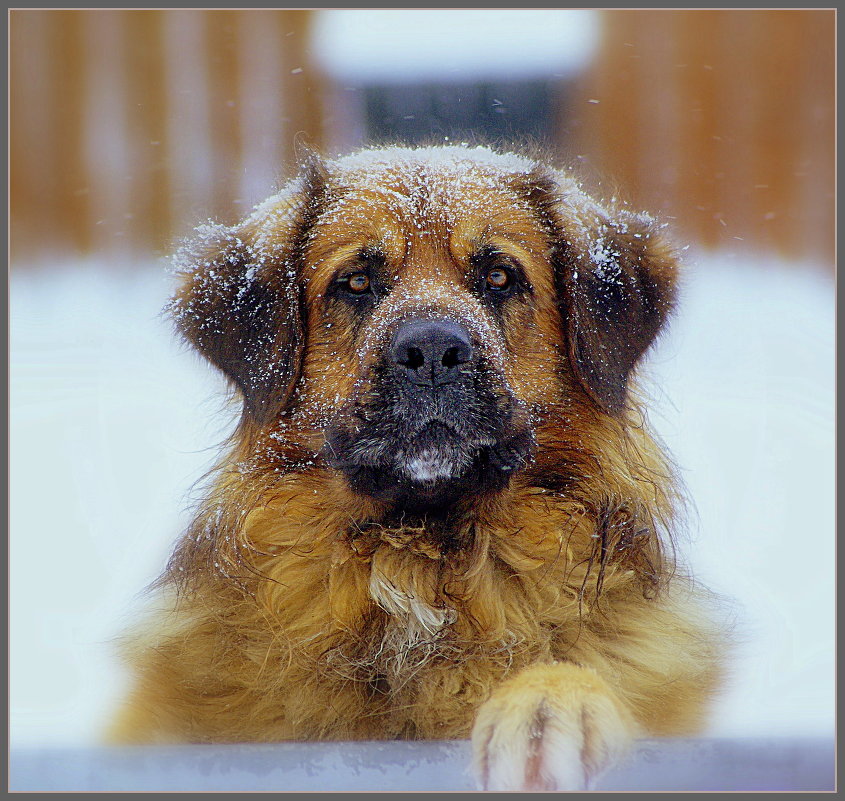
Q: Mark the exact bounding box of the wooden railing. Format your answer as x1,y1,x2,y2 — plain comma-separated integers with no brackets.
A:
9,738,836,792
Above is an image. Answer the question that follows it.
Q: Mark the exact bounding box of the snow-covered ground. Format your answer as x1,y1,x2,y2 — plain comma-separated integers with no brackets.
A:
9,249,834,747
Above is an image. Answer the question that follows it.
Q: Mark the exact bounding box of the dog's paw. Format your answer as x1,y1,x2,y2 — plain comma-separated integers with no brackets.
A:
471,662,633,791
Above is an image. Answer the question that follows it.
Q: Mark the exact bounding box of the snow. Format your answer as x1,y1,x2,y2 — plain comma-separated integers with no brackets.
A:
9,249,834,746
312,10,600,83
10,259,235,747
329,144,537,175
643,252,835,738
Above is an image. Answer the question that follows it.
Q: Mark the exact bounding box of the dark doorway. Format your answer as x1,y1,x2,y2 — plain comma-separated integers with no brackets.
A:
363,79,558,146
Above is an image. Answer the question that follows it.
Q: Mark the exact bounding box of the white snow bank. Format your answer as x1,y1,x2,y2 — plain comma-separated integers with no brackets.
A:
9,249,834,745
10,260,234,746
312,10,599,83
645,251,835,738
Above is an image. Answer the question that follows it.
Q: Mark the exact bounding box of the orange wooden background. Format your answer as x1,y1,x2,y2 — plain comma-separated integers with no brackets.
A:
573,9,835,266
9,9,835,269
10,9,324,264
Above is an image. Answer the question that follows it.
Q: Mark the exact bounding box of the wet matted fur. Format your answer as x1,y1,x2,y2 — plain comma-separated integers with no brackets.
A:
110,145,725,791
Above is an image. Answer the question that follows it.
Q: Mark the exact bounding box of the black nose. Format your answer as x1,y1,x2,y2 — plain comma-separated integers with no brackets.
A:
387,319,474,385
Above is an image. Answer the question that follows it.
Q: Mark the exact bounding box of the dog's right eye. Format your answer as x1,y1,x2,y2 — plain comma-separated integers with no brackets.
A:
337,272,372,296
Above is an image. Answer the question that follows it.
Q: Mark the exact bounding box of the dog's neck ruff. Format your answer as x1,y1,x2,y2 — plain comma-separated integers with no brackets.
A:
348,523,444,560
338,520,468,673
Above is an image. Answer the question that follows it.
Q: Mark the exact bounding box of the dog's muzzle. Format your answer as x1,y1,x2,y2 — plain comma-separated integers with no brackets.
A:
323,315,535,510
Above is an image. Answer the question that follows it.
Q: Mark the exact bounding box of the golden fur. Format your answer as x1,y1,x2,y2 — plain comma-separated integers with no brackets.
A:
110,146,724,790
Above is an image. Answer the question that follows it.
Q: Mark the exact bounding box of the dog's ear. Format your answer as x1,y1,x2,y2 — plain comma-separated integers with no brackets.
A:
169,160,326,426
522,170,679,415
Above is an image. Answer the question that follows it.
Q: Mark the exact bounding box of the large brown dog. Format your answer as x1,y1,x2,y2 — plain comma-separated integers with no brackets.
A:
111,145,723,791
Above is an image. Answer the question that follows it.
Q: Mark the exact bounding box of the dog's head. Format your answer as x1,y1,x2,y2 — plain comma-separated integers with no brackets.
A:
171,146,677,514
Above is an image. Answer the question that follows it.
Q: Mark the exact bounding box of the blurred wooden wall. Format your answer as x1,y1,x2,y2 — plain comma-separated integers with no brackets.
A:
11,9,835,270
572,9,835,268
10,9,324,266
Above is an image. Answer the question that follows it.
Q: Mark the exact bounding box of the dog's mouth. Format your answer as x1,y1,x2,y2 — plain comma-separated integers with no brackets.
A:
322,393,535,511
389,419,532,490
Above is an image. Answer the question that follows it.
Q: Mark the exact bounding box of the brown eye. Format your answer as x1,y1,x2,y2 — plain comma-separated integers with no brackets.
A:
485,267,512,290
346,272,371,293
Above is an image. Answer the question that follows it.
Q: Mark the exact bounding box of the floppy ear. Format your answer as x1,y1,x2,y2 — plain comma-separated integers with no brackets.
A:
529,171,679,414
168,163,325,425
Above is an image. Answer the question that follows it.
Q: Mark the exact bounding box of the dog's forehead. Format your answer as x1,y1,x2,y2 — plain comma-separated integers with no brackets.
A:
303,149,550,284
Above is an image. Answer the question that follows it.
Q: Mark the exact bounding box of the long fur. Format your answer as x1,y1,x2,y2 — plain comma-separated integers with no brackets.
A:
110,145,725,789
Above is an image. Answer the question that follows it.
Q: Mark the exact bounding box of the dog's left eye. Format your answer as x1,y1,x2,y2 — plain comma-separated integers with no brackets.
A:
485,267,513,291
473,254,529,304
341,272,371,294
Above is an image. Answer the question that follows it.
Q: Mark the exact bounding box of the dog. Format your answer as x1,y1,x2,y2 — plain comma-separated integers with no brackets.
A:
110,145,724,791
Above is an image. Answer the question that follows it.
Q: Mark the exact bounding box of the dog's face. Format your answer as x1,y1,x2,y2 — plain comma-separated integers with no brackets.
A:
171,147,677,515
304,154,564,511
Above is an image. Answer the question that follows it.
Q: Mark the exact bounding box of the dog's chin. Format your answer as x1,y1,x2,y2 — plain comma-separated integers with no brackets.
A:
342,455,508,513
325,420,535,513
402,447,465,484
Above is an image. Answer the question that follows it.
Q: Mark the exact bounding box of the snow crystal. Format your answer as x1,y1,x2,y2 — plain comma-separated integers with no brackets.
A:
354,277,510,382
329,144,537,179
588,228,624,283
